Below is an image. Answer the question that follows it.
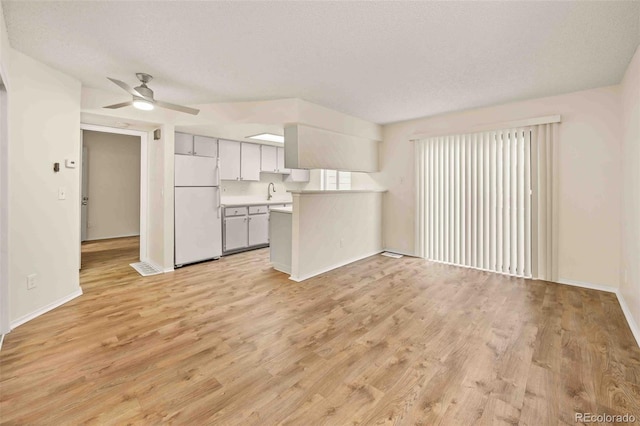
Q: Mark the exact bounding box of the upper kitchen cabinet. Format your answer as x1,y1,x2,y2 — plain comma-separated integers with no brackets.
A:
219,139,241,180
261,145,291,174
219,139,261,181
175,132,194,155
261,145,278,172
193,136,218,158
240,143,260,181
175,133,218,158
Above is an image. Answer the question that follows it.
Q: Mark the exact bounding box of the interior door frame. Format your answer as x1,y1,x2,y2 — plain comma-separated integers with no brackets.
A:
79,124,149,263
0,70,9,336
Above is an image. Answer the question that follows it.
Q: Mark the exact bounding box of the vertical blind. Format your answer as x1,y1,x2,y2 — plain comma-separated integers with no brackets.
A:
416,128,533,277
415,123,558,280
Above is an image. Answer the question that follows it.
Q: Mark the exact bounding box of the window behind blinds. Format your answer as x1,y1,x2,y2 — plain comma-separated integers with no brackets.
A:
321,170,351,190
415,128,532,277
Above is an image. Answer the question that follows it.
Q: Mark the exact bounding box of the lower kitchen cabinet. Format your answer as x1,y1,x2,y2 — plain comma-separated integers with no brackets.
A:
248,214,269,246
223,216,248,252
222,204,271,254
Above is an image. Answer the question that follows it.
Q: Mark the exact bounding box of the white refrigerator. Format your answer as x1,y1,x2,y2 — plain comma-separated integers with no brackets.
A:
174,154,222,267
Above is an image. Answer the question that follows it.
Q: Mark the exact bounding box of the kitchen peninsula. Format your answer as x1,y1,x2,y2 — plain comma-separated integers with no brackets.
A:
269,189,385,281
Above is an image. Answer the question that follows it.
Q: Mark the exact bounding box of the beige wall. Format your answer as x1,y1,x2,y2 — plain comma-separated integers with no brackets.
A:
291,191,383,281
378,85,623,289
83,130,140,240
7,48,82,323
621,45,640,335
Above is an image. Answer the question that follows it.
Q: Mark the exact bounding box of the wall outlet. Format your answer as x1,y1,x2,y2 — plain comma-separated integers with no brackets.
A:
27,274,37,290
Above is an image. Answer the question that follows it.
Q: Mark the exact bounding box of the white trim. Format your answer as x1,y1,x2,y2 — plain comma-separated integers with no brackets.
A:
10,287,83,330
410,114,562,141
289,250,383,282
84,233,141,242
616,290,640,348
0,334,4,351
0,72,8,334
271,262,291,275
80,124,148,263
555,278,617,294
383,248,417,258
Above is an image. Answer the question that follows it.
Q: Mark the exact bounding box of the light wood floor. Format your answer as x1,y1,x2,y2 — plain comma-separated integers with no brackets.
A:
1,236,639,425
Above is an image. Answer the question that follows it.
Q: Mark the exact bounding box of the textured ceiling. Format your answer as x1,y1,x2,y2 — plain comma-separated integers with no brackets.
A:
3,1,639,124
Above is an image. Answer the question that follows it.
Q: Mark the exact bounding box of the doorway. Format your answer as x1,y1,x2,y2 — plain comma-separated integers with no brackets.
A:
79,124,148,265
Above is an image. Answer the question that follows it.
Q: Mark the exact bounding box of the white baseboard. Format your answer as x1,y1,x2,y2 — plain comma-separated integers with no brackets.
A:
10,287,83,330
271,262,291,275
556,278,617,294
289,249,383,282
615,290,640,349
383,248,417,257
84,233,140,242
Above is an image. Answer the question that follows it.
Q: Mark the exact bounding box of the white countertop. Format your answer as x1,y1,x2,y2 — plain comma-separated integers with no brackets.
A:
287,189,386,194
269,206,293,214
221,196,293,207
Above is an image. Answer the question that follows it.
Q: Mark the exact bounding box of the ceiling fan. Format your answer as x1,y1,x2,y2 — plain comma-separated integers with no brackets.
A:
103,73,200,115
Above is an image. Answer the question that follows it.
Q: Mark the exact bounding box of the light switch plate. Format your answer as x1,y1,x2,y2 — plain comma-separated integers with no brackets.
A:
58,187,66,200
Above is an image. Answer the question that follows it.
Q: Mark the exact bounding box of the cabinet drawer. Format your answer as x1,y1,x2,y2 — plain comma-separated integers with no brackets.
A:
224,207,248,217
249,205,268,215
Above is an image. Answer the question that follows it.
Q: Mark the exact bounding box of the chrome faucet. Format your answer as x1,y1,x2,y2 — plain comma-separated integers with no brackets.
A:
267,182,276,200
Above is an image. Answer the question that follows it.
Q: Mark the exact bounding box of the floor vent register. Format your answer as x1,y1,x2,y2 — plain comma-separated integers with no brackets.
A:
130,262,162,276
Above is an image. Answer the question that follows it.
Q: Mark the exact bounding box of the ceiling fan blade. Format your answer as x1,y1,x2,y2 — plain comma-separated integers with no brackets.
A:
107,77,151,100
155,100,200,115
103,101,133,109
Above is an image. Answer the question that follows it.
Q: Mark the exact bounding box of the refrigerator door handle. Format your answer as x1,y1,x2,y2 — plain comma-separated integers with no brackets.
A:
216,157,222,219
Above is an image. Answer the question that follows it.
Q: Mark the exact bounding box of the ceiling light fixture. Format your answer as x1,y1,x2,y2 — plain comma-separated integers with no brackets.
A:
132,97,154,111
247,133,284,143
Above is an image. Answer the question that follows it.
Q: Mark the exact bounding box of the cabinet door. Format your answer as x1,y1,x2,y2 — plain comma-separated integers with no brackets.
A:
219,139,241,180
193,135,218,158
175,132,193,155
285,169,310,182
224,216,248,251
277,147,290,173
261,145,277,172
248,214,269,246
241,143,261,181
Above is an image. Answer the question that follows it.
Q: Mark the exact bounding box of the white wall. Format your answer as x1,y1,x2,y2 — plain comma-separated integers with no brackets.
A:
378,85,623,288
0,3,8,333
220,173,296,201
621,45,640,336
290,191,383,281
7,49,82,324
82,130,140,240
145,124,175,272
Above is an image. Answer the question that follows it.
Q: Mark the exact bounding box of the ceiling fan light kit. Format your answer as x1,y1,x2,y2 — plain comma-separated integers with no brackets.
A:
103,73,199,115
132,97,154,111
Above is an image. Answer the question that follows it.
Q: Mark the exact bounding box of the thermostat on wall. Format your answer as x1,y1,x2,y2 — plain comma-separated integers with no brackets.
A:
65,159,76,168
